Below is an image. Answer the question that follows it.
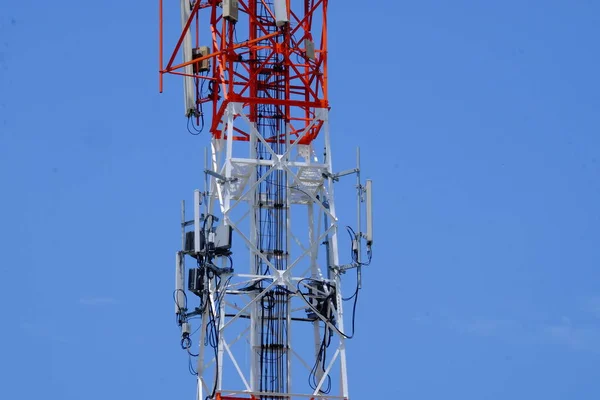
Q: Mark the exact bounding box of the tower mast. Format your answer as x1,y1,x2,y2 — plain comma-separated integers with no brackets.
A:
160,2,373,399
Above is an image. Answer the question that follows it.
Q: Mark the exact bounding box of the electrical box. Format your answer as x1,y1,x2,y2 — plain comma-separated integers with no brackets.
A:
182,322,191,336
192,46,210,73
185,230,205,253
188,268,204,295
223,0,238,23
274,0,289,27
214,225,233,255
185,231,195,252
305,39,315,60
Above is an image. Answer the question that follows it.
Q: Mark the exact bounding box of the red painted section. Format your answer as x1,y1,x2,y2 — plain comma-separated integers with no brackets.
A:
159,0,329,144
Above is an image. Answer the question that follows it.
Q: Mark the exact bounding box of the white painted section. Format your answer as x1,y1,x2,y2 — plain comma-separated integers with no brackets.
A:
182,106,353,400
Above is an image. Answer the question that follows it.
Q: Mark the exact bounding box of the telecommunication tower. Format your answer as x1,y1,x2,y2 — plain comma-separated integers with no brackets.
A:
159,1,373,399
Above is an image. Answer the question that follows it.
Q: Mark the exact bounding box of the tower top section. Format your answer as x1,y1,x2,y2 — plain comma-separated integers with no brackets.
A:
159,0,329,145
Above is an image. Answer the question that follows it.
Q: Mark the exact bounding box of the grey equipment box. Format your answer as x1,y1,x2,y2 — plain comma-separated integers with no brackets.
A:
223,0,239,23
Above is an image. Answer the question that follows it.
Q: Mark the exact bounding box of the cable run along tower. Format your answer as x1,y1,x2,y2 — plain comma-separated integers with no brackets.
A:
159,1,373,400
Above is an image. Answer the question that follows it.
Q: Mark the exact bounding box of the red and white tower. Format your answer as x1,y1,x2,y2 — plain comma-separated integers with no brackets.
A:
160,2,373,399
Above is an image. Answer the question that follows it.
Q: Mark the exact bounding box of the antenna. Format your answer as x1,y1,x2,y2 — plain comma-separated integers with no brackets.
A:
366,179,373,245
179,0,194,115
193,189,201,254
274,0,289,27
175,201,186,315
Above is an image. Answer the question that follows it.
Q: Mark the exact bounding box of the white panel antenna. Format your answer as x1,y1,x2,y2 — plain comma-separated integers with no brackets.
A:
274,0,289,27
175,252,185,314
305,39,315,60
180,0,195,115
194,189,201,253
365,179,373,244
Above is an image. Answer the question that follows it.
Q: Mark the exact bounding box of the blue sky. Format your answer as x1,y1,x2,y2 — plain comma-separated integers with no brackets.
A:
1,0,599,399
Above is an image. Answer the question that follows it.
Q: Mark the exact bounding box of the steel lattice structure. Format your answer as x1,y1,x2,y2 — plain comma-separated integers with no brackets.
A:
160,2,372,400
